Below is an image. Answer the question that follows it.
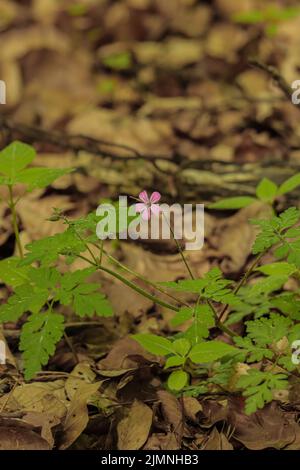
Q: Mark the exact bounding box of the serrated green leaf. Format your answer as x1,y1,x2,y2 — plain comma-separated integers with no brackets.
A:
234,336,273,362
0,257,31,286
252,207,300,255
167,370,189,391
73,290,113,317
20,311,65,380
246,313,292,347
184,304,215,342
209,197,256,210
250,275,287,296
60,268,96,290
274,243,289,259
237,370,288,414
21,228,86,266
0,284,49,323
189,340,237,364
271,293,300,320
163,268,235,304
132,333,174,356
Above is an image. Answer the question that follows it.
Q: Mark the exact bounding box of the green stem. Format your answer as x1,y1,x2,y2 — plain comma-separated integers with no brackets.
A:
218,251,265,323
193,295,201,344
101,247,191,308
77,254,179,312
207,299,237,338
99,240,104,265
163,212,237,337
8,185,23,258
99,265,179,311
162,213,195,280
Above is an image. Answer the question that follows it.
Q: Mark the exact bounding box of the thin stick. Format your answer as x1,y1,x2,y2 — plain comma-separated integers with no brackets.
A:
63,331,79,365
249,59,293,103
8,185,23,258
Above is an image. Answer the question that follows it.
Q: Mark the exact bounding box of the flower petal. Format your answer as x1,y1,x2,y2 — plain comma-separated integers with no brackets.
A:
135,203,146,213
138,190,149,204
150,191,161,203
141,207,151,220
150,204,160,216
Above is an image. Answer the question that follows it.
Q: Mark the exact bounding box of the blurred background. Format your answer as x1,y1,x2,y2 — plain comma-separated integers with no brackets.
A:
1,0,300,264
1,1,300,170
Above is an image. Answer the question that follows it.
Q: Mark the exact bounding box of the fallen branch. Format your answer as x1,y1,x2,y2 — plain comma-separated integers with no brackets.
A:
249,59,294,103
0,115,172,165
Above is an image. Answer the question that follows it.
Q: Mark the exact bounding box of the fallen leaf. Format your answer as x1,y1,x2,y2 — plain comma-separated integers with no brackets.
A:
157,390,183,444
203,427,233,450
117,399,152,450
0,381,67,418
0,424,50,450
59,381,100,450
229,400,299,450
182,396,202,423
144,432,179,450
22,411,60,448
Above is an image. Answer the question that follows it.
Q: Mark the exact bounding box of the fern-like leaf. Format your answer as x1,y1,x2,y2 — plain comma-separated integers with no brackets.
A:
20,311,65,380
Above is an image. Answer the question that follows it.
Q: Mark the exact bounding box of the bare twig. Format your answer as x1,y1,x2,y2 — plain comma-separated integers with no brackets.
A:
0,115,172,165
249,59,294,103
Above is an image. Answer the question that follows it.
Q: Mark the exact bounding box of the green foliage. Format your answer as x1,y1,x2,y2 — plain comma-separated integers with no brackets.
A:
1,141,300,416
20,311,65,381
67,3,88,16
183,304,215,343
209,196,256,210
102,52,132,70
0,283,49,323
0,264,113,378
251,207,300,266
209,175,300,210
245,313,291,346
233,6,300,37
256,178,278,203
20,228,87,267
278,173,300,195
133,334,175,356
163,268,237,305
0,141,72,189
255,261,297,277
0,141,116,379
135,197,300,412
237,370,288,415
188,340,237,364
0,257,31,287
167,370,189,391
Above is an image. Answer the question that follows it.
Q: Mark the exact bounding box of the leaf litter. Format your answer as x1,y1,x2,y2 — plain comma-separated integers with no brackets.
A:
1,0,300,451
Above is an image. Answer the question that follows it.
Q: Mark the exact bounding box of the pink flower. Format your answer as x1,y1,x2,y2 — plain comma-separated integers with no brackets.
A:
135,190,161,220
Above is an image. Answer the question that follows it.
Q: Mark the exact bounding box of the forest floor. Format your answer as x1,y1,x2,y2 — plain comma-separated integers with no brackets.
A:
1,0,300,450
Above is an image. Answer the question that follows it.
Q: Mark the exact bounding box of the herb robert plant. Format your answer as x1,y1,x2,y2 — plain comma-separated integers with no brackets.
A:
1,141,300,415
